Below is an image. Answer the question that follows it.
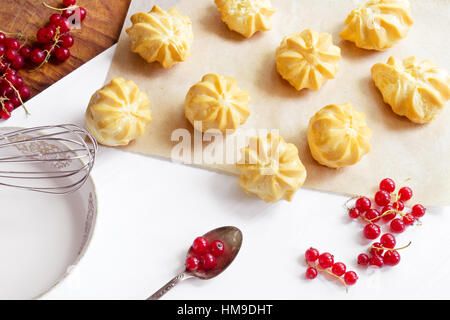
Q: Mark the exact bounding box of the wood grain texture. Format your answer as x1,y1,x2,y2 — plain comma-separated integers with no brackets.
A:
0,0,131,98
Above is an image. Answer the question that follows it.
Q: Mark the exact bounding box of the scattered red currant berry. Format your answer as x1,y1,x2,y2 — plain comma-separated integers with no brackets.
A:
30,48,46,65
393,200,404,211
210,240,224,257
305,248,320,262
383,250,401,266
370,242,384,256
331,262,346,276
357,253,370,266
379,178,396,193
403,213,415,226
369,255,384,267
185,256,200,271
318,252,334,268
355,197,371,212
382,204,396,221
306,267,318,279
390,218,405,233
398,187,413,202
365,209,380,222
200,253,217,270
411,204,426,218
375,190,391,206
192,236,209,254
55,47,71,62
348,208,360,219
380,233,396,249
344,271,358,285
363,223,381,240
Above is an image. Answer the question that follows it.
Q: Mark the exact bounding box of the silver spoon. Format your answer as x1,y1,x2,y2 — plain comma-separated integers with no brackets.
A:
147,226,243,300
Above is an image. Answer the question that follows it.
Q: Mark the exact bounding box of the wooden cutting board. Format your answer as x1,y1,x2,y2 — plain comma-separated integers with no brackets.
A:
0,0,131,98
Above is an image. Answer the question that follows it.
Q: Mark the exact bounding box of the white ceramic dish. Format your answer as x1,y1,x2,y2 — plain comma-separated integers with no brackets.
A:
0,127,97,299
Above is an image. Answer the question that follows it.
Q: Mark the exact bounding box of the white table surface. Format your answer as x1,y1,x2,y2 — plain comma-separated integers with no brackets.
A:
3,46,449,300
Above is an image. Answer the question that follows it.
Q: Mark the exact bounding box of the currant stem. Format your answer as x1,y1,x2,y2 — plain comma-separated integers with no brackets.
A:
43,2,79,11
370,241,412,252
307,262,348,293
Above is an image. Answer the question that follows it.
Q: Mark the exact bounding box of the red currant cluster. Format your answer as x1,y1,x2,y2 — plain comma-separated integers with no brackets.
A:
305,248,358,291
348,178,426,238
357,233,411,268
0,0,86,120
185,236,225,272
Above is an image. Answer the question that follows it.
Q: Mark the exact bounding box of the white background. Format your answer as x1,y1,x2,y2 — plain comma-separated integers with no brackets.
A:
2,46,450,300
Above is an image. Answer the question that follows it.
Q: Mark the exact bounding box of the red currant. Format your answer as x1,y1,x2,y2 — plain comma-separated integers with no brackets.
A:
379,178,396,193
318,252,334,268
357,253,370,265
0,109,11,120
398,187,413,202
18,86,30,101
375,190,390,206
305,248,320,262
6,49,19,62
56,17,71,33
0,32,5,43
370,242,384,256
62,9,74,18
200,253,217,270
344,271,358,285
210,240,224,257
4,101,14,112
403,213,415,226
380,233,396,249
55,47,71,62
363,223,381,240
49,14,63,25
185,256,200,271
331,262,346,276
78,7,87,21
30,48,46,65
365,209,380,222
14,75,23,88
348,208,360,219
390,218,405,233
37,27,55,44
369,255,384,267
5,38,20,50
63,0,76,6
355,197,371,212
411,204,426,218
306,267,318,279
393,200,404,211
381,204,396,221
12,55,24,69
5,73,18,87
59,34,74,48
0,43,5,56
9,95,21,108
19,46,32,59
192,236,209,254
383,250,400,266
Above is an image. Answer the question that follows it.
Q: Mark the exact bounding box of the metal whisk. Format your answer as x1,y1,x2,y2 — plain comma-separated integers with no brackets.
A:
0,124,98,194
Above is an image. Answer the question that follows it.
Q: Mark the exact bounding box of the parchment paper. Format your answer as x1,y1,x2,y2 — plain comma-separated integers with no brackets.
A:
106,0,450,206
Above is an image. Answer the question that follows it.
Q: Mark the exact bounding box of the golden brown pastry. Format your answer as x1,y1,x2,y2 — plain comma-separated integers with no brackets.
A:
85,78,152,147
307,103,372,168
372,56,450,123
126,5,194,68
340,0,413,51
237,133,307,202
185,74,251,133
214,0,275,38
276,29,341,91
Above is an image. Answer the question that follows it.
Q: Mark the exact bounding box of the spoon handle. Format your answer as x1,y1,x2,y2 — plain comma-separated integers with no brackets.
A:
147,271,192,300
